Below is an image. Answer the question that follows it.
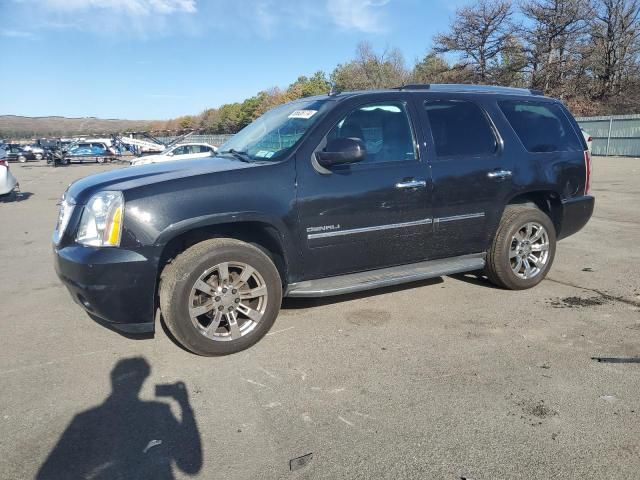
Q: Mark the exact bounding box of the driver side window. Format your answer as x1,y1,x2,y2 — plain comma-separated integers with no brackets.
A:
326,102,417,164
172,146,188,155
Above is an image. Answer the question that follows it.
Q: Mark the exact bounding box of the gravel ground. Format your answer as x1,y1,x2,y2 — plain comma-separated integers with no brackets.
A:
0,157,639,480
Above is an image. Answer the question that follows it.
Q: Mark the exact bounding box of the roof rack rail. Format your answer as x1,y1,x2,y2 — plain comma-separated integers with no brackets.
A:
393,84,431,90
394,84,544,96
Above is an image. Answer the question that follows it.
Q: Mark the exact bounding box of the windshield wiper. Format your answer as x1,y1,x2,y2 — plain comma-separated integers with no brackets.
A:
218,149,252,163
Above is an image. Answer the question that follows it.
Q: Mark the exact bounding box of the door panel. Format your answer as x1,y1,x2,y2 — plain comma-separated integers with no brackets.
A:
416,94,513,258
296,97,432,279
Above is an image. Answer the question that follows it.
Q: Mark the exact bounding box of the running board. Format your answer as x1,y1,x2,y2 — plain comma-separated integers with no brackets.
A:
286,253,485,298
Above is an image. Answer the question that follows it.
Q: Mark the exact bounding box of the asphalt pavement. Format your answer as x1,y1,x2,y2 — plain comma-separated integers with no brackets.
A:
1,157,639,479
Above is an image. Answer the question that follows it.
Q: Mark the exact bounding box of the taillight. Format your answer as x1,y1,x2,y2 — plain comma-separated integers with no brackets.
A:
584,150,592,195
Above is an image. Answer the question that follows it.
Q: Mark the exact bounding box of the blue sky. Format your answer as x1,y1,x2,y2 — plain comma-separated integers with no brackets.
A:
0,0,467,119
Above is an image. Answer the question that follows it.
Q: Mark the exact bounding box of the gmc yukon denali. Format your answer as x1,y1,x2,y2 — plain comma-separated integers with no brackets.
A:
53,84,594,355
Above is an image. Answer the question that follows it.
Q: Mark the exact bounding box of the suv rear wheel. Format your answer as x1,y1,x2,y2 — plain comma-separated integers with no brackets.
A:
159,238,282,356
485,205,556,290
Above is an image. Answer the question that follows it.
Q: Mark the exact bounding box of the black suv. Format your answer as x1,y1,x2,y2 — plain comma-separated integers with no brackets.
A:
53,85,594,355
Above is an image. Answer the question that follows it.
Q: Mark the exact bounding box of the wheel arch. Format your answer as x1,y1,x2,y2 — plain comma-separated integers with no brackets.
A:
506,190,563,235
156,219,291,288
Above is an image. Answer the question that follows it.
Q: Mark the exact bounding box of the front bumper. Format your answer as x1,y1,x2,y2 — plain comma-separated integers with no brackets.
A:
558,195,595,240
53,245,157,334
0,167,17,196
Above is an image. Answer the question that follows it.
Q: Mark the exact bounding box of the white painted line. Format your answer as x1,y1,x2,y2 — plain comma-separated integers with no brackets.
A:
266,326,295,336
258,367,278,379
243,378,267,388
338,416,354,427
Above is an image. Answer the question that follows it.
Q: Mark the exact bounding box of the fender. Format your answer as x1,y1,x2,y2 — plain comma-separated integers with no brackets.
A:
154,211,291,246
153,211,302,281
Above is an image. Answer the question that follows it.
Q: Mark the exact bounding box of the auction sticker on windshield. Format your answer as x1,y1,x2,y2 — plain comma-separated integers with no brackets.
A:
288,110,317,119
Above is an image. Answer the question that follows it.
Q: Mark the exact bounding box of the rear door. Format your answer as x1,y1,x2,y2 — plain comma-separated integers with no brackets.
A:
295,94,432,279
193,145,213,159
415,94,513,258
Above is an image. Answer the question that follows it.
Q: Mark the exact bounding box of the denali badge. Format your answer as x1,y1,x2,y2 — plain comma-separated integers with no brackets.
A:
306,224,341,233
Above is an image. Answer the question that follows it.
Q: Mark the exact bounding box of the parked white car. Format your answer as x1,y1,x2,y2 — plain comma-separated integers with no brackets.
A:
581,129,593,152
130,143,217,166
0,148,18,197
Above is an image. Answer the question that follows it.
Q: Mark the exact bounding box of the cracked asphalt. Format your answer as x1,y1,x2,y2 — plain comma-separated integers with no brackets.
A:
1,157,639,479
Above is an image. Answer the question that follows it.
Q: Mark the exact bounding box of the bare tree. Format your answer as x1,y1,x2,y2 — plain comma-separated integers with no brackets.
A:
434,0,513,82
520,0,592,96
589,0,640,98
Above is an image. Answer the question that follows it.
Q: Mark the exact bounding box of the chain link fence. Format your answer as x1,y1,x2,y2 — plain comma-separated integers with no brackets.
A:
156,134,234,147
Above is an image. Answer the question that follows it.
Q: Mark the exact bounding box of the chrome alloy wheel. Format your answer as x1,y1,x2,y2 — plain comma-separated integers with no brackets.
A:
188,262,268,341
509,222,550,280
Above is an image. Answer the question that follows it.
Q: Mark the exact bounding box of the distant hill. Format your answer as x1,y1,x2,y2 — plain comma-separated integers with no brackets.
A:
0,115,158,139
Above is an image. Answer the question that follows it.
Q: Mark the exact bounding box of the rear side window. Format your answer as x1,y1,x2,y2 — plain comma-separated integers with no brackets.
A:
424,100,497,157
498,100,583,153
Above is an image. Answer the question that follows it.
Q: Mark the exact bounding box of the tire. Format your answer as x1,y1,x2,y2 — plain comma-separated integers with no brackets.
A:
1,190,18,202
96,157,105,164
35,153,43,160
18,155,26,163
485,205,556,290
159,238,282,356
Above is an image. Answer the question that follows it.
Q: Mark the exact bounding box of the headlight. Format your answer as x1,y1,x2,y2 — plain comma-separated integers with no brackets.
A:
76,191,124,247
53,195,75,245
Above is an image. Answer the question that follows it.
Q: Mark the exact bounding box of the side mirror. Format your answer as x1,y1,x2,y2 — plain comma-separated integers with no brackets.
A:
167,151,174,156
316,137,366,167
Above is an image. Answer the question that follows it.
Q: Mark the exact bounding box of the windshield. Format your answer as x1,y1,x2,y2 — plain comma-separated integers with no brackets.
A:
218,98,332,162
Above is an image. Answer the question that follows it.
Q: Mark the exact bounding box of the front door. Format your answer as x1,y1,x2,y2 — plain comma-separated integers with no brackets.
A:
415,94,514,258
296,97,432,279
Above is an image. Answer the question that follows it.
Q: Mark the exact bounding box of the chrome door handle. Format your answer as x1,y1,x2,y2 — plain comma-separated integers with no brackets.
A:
395,179,427,189
487,170,512,180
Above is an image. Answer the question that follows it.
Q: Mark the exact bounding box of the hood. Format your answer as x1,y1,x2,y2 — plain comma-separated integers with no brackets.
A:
66,156,258,204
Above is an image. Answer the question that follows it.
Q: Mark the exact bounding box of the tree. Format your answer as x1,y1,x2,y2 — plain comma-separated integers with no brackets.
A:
177,115,195,130
434,0,513,82
331,41,409,91
216,103,244,134
411,53,452,83
198,108,220,133
520,0,592,96
589,0,640,98
286,72,331,99
493,34,528,86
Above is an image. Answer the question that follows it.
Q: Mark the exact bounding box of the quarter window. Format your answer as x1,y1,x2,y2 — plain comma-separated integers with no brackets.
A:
424,100,497,157
498,100,582,153
326,102,417,164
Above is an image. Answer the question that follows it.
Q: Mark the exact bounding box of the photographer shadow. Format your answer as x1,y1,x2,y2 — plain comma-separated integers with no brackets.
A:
37,357,202,480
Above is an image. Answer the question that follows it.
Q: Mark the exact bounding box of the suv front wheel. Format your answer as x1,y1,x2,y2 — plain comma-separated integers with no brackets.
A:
485,205,556,290
159,238,282,356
